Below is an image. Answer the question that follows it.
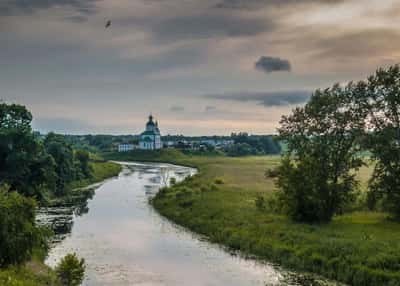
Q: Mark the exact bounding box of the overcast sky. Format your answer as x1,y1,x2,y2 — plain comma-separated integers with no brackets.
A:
1,0,399,135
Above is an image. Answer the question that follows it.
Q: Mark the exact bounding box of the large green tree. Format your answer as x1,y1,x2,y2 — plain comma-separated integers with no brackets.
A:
74,149,92,179
44,133,76,196
364,66,400,219
0,103,55,199
277,82,368,223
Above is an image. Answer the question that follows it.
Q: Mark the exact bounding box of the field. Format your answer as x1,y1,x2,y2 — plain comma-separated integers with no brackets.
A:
106,150,400,286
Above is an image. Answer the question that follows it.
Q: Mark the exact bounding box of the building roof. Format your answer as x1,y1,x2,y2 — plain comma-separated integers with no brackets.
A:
142,136,153,142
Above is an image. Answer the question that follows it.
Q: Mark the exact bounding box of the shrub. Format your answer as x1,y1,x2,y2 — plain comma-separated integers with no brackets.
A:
265,168,280,179
56,253,85,286
169,177,177,185
210,184,219,192
255,195,266,211
214,178,224,185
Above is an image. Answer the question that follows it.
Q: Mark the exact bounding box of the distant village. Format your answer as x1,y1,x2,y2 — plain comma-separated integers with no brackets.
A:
61,114,281,156
118,114,234,152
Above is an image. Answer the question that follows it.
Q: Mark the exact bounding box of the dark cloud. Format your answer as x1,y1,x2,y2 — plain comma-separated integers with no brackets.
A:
215,0,343,10
152,14,274,42
205,90,310,107
255,56,291,73
0,0,98,16
170,105,185,112
64,15,89,23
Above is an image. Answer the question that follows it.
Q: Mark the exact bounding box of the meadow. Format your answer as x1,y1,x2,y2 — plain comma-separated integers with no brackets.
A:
106,149,400,286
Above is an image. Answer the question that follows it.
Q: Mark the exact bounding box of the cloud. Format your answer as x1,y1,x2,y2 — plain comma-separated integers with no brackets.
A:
169,105,185,112
214,0,344,10
32,117,95,134
0,0,99,16
204,90,310,107
152,14,275,42
205,106,217,112
311,29,400,60
255,56,291,73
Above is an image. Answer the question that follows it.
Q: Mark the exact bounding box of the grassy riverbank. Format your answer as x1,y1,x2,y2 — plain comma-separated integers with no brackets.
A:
105,149,400,286
68,161,122,190
0,160,122,286
0,254,59,286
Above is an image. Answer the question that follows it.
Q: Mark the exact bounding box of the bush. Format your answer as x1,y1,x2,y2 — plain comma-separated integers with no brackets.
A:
255,195,266,211
265,168,280,179
56,253,85,286
0,185,49,266
214,178,224,185
169,177,177,185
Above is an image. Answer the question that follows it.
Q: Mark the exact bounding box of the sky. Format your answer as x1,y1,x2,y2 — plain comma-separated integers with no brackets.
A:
1,0,399,135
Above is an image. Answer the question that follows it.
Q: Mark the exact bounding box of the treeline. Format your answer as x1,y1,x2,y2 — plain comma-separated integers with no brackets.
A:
62,134,282,156
274,65,400,223
64,134,138,152
225,133,281,156
0,103,89,280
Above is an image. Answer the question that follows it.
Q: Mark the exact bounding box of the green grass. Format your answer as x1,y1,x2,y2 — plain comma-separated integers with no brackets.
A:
0,252,59,286
106,149,400,286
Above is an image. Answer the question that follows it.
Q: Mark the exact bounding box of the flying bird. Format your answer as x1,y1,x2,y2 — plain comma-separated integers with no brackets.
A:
105,20,111,29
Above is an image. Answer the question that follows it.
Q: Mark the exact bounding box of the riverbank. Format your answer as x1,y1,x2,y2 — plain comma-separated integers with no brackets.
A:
46,161,122,207
0,160,122,286
104,150,400,286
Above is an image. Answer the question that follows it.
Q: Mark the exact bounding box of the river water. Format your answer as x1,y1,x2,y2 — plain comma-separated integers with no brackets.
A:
40,162,335,286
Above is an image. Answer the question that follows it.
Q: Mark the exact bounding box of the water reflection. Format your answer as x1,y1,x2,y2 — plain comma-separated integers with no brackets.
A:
37,188,95,244
41,162,338,286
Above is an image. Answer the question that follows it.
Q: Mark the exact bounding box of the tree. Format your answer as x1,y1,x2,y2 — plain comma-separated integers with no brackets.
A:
74,149,92,179
56,253,85,286
277,82,368,223
0,103,55,199
364,65,400,219
0,185,49,266
44,133,76,196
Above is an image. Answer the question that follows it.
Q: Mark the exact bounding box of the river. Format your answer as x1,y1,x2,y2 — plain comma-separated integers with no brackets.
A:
40,162,336,286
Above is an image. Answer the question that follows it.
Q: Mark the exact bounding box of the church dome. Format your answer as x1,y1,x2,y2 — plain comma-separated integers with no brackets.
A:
146,115,155,126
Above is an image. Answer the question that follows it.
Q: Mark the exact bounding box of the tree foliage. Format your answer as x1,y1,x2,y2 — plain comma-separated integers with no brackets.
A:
74,149,92,179
229,133,281,156
277,82,368,223
0,103,56,199
364,66,400,219
44,133,76,196
0,185,49,266
56,253,85,286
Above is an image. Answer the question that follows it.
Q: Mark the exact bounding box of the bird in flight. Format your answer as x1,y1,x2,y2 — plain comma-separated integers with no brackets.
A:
105,20,111,29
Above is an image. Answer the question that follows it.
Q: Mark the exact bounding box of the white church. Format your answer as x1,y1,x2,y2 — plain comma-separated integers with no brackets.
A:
139,114,162,150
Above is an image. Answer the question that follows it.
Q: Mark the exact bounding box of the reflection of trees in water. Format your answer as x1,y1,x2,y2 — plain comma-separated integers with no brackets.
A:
37,188,95,244
160,166,172,187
